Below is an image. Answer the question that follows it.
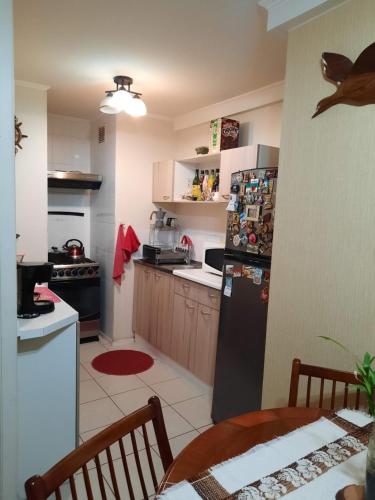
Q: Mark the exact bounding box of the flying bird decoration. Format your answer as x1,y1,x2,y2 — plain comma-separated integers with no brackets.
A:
313,41,375,118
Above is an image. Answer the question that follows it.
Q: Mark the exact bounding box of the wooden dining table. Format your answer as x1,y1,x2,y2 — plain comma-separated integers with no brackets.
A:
158,406,332,494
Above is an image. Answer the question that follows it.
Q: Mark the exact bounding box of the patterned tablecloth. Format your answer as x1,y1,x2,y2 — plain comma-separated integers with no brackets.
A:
158,409,373,500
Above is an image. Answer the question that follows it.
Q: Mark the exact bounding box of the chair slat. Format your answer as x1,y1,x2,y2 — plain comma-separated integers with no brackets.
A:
330,380,336,410
106,447,121,500
355,388,361,410
130,429,149,498
55,487,62,500
318,378,324,408
306,376,311,407
94,455,108,500
142,424,158,490
119,438,136,500
82,464,94,500
68,476,78,500
344,383,349,408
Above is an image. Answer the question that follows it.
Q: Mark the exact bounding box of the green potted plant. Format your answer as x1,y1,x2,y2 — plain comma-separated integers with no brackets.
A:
319,336,375,416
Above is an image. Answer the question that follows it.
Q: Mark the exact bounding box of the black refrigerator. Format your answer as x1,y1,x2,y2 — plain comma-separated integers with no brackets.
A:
211,166,278,423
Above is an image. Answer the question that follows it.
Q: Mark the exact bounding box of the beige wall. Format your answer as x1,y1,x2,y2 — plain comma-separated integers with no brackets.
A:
262,0,375,408
15,83,48,261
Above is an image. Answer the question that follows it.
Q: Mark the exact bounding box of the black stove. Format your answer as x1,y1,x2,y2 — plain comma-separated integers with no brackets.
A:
48,250,100,281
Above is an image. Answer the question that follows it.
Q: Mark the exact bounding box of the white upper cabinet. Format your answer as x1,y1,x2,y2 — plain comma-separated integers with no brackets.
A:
219,145,258,200
152,160,174,203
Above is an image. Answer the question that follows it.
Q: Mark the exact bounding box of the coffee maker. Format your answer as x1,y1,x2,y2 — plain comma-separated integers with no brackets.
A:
17,262,55,318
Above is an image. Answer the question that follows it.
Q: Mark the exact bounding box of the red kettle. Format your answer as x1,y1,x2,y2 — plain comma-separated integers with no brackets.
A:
63,239,85,259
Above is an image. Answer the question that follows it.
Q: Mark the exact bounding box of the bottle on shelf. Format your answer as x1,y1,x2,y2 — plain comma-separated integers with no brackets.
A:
202,170,209,197
192,169,201,201
213,169,220,192
199,170,205,194
208,169,215,192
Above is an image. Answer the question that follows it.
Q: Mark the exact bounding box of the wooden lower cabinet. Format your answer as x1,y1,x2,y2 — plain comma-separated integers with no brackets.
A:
171,295,198,368
189,304,219,385
133,263,221,385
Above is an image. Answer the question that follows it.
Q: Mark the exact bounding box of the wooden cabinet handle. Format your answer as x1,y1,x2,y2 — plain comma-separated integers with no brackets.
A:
186,304,195,310
201,310,212,317
208,293,217,298
145,271,150,276
154,274,161,280
222,194,230,200
162,195,170,200
182,283,190,289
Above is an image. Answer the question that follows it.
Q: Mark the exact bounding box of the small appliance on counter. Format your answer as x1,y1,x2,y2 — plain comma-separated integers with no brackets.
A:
143,210,192,265
17,262,55,318
202,241,225,276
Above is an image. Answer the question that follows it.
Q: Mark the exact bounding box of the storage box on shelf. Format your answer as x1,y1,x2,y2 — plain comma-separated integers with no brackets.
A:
152,145,279,204
133,262,220,385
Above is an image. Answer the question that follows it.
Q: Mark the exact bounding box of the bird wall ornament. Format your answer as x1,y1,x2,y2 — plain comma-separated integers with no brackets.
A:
313,42,375,118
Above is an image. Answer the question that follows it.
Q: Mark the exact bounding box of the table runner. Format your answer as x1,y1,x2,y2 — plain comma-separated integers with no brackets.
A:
158,409,373,499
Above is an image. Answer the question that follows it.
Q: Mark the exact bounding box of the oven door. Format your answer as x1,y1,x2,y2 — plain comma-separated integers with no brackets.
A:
49,277,100,322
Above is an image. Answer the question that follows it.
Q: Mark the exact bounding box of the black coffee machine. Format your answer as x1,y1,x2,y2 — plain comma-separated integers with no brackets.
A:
17,262,55,318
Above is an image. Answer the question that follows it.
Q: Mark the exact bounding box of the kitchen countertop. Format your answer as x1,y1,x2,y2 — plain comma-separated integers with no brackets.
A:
173,268,223,290
17,297,78,340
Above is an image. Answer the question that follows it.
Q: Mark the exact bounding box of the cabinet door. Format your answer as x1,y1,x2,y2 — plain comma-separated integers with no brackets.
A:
152,160,174,203
138,267,153,341
150,271,172,350
132,264,142,334
171,295,197,368
219,146,257,200
189,305,219,384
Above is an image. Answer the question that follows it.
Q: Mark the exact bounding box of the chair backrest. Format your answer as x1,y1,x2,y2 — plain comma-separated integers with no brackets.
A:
25,396,173,500
288,358,361,410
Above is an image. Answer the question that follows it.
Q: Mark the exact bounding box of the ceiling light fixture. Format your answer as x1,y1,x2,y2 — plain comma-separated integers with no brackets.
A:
99,76,147,116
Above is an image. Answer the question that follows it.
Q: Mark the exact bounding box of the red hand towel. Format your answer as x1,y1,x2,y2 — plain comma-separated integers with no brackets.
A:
123,225,141,263
113,224,126,284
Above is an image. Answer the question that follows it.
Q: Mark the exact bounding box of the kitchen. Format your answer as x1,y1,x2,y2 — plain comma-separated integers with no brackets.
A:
3,0,375,499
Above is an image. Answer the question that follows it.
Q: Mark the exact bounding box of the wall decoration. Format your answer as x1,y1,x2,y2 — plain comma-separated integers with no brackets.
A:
15,116,28,154
313,41,375,118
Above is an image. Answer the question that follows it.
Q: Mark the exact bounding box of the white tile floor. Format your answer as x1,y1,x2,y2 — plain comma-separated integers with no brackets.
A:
75,337,213,499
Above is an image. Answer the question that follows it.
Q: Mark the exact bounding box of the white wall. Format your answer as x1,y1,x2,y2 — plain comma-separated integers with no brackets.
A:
262,0,375,408
15,83,48,261
47,114,92,254
90,115,117,339
113,115,174,341
173,102,283,260
0,1,18,497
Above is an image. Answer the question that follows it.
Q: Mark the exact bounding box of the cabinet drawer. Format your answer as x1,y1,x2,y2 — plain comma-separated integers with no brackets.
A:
197,286,221,310
174,277,198,301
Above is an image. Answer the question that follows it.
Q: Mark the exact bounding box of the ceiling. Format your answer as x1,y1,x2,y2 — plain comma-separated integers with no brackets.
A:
14,0,287,120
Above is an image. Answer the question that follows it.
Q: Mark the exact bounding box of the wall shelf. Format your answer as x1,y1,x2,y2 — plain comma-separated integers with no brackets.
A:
176,152,221,165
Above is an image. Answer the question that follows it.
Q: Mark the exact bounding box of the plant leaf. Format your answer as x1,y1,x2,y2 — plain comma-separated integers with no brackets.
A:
318,336,360,363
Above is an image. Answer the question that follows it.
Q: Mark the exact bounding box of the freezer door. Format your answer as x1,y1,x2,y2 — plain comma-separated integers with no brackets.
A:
211,258,270,423
225,167,277,257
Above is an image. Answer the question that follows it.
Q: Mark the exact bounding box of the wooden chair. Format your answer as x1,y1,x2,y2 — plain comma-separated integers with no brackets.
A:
288,358,361,410
25,396,173,500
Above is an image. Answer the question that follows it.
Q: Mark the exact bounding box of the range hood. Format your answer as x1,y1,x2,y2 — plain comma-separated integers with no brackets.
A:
48,170,102,190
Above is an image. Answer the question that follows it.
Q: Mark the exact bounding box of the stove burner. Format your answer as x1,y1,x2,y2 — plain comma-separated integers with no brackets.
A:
48,249,100,281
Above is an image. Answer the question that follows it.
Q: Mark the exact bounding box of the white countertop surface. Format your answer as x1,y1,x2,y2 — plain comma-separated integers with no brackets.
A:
17,297,78,340
173,268,223,290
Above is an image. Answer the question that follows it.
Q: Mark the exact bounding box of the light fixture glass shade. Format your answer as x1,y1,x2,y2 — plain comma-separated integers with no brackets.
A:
99,94,120,114
110,89,132,111
125,95,147,117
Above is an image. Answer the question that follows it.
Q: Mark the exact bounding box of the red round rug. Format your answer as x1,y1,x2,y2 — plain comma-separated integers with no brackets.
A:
92,350,154,375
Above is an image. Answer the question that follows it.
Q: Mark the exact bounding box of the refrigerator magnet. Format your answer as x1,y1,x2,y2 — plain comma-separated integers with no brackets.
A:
253,268,263,285
233,234,241,246
243,266,254,279
225,265,234,276
233,266,242,278
247,244,259,254
260,286,269,303
223,276,233,297
248,232,257,244
233,212,240,224
245,205,260,221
